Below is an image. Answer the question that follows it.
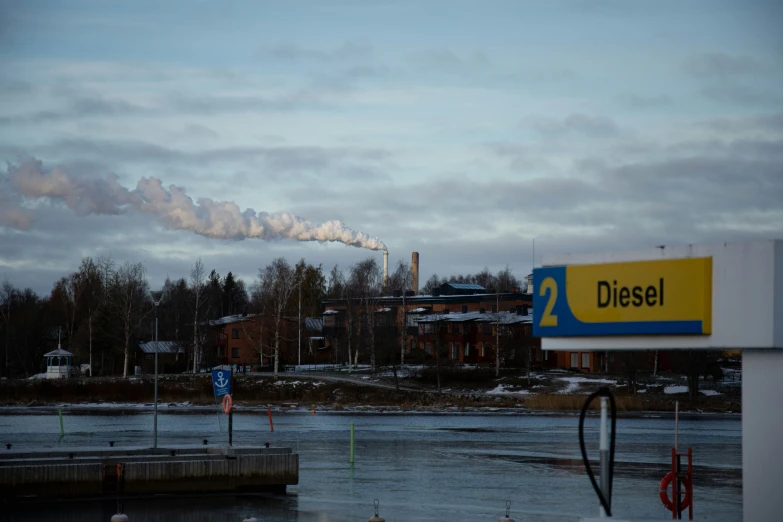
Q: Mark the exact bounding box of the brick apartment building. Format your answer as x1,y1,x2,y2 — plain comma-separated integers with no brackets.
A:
200,313,329,369
322,282,552,368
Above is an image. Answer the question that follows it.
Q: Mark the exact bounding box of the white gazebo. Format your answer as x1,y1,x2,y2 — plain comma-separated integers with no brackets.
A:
44,348,74,379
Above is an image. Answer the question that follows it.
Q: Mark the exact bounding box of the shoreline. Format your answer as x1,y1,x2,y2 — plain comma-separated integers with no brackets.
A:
0,401,742,420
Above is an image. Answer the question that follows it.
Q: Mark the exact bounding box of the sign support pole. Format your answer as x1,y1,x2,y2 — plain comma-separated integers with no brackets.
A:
228,408,233,446
599,397,608,518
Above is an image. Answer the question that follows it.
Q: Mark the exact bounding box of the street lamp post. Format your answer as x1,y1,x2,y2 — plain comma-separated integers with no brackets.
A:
150,290,164,450
298,281,301,367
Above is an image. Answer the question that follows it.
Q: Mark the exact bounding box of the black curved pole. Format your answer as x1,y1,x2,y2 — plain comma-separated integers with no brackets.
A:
578,386,617,517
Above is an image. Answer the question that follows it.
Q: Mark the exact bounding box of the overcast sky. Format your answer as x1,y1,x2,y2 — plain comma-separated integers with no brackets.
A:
1,0,782,295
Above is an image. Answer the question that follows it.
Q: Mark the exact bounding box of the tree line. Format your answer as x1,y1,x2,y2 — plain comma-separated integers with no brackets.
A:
2,254,490,379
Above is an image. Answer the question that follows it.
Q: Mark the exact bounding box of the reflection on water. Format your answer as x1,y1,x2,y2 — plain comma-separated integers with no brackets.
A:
0,410,742,521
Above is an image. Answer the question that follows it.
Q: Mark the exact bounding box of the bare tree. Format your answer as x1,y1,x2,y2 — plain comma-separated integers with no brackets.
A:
348,258,383,370
1,278,14,377
51,272,87,352
389,260,412,369
258,257,298,377
422,273,443,295
190,258,208,372
108,261,149,377
79,256,112,377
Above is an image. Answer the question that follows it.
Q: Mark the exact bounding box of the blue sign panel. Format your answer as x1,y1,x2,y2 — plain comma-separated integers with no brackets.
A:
211,369,231,398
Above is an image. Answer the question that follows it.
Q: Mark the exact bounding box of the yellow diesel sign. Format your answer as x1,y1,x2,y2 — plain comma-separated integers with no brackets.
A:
533,258,712,337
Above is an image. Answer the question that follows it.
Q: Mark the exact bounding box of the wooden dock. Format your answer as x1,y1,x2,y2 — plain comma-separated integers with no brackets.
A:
0,445,298,501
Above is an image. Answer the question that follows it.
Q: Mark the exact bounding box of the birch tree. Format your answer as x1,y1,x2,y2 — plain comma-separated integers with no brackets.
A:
190,258,208,372
78,256,112,377
108,261,149,377
389,260,412,367
258,257,297,377
1,278,14,377
348,258,383,370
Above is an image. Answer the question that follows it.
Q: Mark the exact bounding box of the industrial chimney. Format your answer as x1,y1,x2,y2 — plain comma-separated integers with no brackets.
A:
383,250,389,287
411,251,419,295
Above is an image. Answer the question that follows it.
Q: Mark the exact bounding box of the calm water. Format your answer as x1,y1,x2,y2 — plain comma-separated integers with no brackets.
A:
0,408,742,521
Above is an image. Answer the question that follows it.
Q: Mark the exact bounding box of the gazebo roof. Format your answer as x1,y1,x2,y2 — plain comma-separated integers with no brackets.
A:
44,348,74,357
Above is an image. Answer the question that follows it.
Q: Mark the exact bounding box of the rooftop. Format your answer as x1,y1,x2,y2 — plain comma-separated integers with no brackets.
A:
139,341,184,354
44,348,73,357
416,309,534,325
207,314,258,326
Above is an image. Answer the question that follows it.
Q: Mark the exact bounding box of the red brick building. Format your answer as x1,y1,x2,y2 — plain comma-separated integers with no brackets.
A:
322,282,548,368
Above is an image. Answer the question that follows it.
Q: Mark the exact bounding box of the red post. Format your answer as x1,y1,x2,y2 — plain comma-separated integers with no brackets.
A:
688,447,693,521
267,405,274,432
671,448,677,520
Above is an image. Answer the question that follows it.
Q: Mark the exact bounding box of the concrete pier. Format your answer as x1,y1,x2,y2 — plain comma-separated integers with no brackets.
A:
0,445,298,501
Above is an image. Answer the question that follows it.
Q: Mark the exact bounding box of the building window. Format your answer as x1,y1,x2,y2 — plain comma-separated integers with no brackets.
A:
231,348,240,358
480,343,486,357
464,343,470,356
425,343,432,355
543,350,549,361
452,323,463,334
570,352,578,368
582,352,590,369
232,328,240,339
451,343,459,360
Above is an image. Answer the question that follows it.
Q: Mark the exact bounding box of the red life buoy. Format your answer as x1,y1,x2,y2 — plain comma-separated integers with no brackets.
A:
222,394,233,414
659,471,692,511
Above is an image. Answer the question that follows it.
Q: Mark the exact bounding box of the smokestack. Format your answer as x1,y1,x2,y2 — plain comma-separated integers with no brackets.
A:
383,250,389,286
412,251,419,295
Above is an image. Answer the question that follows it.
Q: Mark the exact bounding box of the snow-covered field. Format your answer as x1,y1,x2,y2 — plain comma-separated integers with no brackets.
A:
486,384,530,396
556,376,617,394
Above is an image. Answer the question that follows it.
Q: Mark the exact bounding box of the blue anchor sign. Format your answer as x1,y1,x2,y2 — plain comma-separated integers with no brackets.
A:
211,369,232,398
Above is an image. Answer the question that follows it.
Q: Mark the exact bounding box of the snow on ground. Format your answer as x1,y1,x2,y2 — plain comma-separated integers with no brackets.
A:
27,373,47,380
701,389,722,396
556,376,616,394
664,385,688,394
486,384,530,396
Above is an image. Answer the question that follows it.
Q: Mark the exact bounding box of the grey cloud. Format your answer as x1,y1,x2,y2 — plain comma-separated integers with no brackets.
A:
287,134,783,264
179,124,221,141
619,93,673,108
699,83,782,107
257,41,373,62
0,86,333,126
17,138,392,175
484,143,557,172
0,95,151,124
525,113,621,138
500,68,576,84
696,112,783,133
413,48,492,75
684,53,765,79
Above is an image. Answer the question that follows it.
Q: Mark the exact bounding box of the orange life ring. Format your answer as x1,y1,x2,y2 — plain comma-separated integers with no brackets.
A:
659,471,692,511
221,394,233,414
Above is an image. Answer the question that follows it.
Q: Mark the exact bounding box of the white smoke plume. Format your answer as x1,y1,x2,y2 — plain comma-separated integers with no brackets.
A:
3,158,387,251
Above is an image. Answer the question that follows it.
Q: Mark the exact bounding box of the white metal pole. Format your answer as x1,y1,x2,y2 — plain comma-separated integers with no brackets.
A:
599,396,608,518
298,282,301,367
675,400,679,451
154,308,158,450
